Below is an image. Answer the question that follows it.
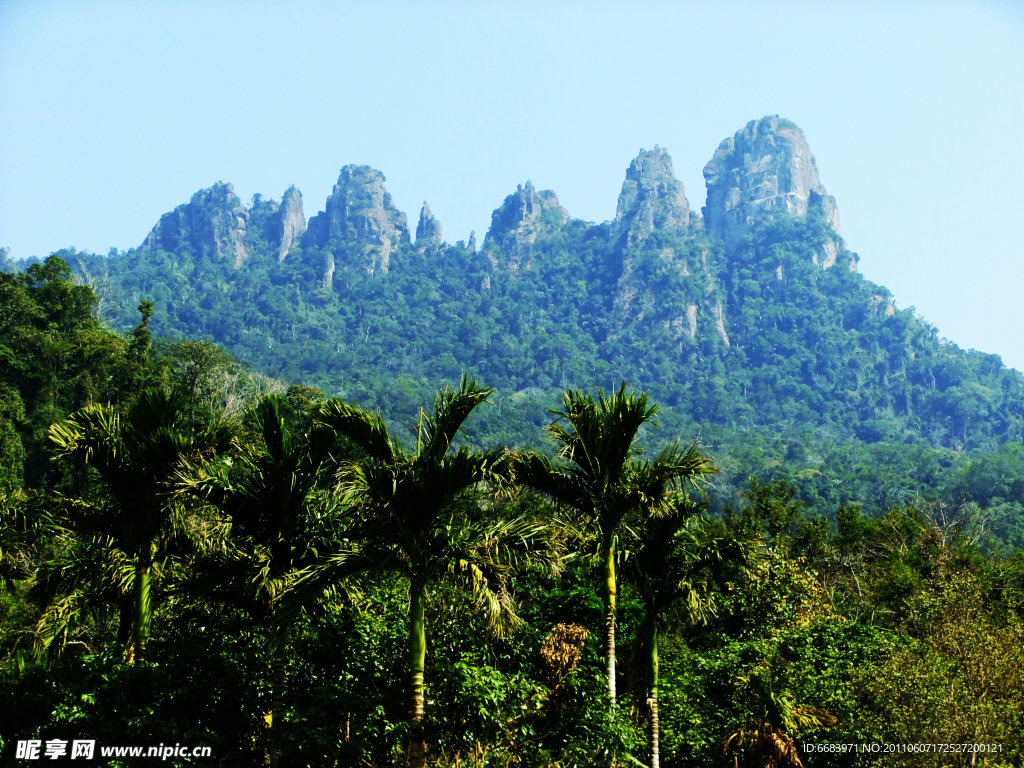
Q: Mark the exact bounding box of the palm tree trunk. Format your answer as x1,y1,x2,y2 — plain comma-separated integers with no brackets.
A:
408,574,428,768
264,634,286,768
602,537,617,705
131,552,152,663
644,616,660,768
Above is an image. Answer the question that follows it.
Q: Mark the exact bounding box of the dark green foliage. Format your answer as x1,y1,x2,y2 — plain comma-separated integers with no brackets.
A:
0,256,136,491
28,197,1022,532
2,228,1024,766
56,208,1019,450
0,612,269,767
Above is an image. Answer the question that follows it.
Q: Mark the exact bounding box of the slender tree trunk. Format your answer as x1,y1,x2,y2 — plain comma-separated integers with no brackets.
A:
408,574,428,768
264,635,286,768
645,616,660,768
602,536,617,706
131,550,152,664
264,618,288,768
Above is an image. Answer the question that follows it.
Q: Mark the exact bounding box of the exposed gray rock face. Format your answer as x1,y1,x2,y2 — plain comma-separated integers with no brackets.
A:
614,147,690,245
710,300,730,346
319,252,335,290
276,186,306,261
703,116,840,251
415,202,443,248
483,180,568,272
304,165,410,274
608,151,724,347
143,182,251,267
609,241,728,349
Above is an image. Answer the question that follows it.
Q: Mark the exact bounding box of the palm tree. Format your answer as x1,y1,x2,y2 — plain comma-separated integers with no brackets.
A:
177,394,371,767
628,498,721,768
722,653,837,768
516,384,712,705
48,386,231,662
316,376,553,768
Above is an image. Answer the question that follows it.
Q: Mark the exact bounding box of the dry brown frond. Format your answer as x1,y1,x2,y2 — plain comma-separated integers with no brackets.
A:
539,622,588,686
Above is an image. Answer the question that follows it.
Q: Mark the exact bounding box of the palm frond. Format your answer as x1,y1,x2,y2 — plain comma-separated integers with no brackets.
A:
249,394,292,463
440,513,561,635
550,384,659,483
48,404,122,472
628,444,714,509
420,374,493,461
511,451,593,515
0,490,67,586
317,399,395,463
32,537,134,658
272,545,390,632
724,654,837,768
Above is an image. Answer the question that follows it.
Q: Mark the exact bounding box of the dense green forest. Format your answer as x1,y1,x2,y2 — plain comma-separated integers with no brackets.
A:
3,117,1024,765
60,195,1024,457
1,258,1022,767
22,135,1024,546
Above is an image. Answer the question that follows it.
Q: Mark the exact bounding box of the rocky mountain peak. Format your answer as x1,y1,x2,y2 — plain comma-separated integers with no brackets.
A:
276,186,306,262
614,146,690,245
484,181,569,272
142,182,252,267
303,165,410,275
415,202,443,248
702,116,841,253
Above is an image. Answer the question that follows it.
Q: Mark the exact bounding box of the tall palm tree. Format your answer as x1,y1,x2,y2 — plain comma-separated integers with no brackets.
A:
177,394,371,768
628,498,721,768
316,376,553,768
48,386,231,662
516,384,712,705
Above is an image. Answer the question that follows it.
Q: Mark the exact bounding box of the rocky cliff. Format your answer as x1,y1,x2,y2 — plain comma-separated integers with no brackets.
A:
609,149,718,341
483,181,569,272
304,165,410,275
140,183,308,268
276,186,306,261
135,116,851,279
613,146,690,246
415,202,443,249
143,183,253,267
702,115,841,264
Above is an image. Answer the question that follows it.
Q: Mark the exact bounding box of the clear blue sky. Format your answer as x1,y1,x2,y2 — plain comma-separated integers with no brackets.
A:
2,1,1023,369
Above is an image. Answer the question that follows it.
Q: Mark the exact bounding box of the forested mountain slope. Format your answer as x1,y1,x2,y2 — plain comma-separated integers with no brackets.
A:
5,256,1023,767
55,116,1021,451
9,116,1022,531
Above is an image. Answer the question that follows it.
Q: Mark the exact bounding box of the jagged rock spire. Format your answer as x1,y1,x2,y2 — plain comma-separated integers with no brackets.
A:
703,115,840,253
276,186,306,261
142,182,251,267
614,146,690,245
415,202,443,248
303,165,410,275
483,180,568,272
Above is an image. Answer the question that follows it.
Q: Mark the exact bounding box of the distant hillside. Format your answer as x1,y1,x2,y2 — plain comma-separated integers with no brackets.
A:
50,116,1019,459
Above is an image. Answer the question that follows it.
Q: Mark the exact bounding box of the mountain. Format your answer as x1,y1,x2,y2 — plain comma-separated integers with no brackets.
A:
703,116,841,258
48,117,1023,476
